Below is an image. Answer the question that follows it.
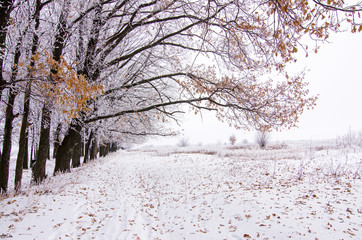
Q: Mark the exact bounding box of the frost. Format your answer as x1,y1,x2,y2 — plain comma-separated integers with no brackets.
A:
0,141,361,239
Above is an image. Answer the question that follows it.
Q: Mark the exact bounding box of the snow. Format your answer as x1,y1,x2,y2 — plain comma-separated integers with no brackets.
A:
1,142,361,239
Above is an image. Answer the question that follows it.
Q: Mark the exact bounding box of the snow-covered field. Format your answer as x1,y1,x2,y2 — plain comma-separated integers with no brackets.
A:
1,142,361,239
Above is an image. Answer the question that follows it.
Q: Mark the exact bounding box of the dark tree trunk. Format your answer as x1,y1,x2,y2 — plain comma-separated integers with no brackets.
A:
110,142,118,152
22,131,29,170
99,142,111,157
90,133,98,160
0,28,22,193
107,143,111,154
30,140,34,167
53,123,62,159
54,121,82,173
54,120,82,174
80,131,84,157
30,128,36,168
99,144,106,157
83,129,93,164
53,140,59,159
71,129,81,168
15,83,31,191
32,104,51,184
0,0,14,100
0,87,17,193
47,145,50,160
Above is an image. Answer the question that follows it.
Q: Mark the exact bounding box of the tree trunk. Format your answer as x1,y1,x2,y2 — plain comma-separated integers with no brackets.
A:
22,131,29,170
15,83,31,191
54,120,82,174
110,142,118,152
53,140,59,159
0,0,14,100
80,131,84,157
100,142,111,157
35,1,68,179
32,104,51,184
90,133,98,160
71,129,81,168
30,128,36,168
53,123,62,159
0,87,17,193
0,28,22,193
21,0,42,173
99,144,106,157
83,129,93,164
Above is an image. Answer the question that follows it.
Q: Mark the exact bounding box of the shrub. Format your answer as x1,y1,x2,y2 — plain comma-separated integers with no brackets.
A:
256,131,270,148
178,137,189,147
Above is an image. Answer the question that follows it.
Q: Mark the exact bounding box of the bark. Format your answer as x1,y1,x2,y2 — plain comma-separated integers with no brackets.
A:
90,133,98,160
0,87,17,193
99,144,106,157
15,83,31,191
80,134,84,157
71,129,81,168
54,120,82,174
22,131,29,170
101,143,111,157
0,0,14,99
32,104,50,184
30,128,36,168
53,123,62,159
83,129,93,164
110,142,118,152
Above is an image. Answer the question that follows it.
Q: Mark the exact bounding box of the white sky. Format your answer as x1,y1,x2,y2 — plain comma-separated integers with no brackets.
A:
177,31,362,144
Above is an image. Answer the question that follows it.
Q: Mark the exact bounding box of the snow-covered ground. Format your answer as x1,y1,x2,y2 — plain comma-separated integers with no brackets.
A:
0,142,361,239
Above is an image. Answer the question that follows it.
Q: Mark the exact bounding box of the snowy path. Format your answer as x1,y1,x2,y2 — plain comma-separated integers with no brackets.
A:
0,145,361,239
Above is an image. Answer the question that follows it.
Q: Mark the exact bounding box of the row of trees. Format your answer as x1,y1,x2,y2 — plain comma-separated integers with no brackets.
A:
0,0,360,194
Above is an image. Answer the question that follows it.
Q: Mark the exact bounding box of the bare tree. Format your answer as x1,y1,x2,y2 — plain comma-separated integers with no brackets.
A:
178,138,189,148
229,135,237,145
256,131,270,149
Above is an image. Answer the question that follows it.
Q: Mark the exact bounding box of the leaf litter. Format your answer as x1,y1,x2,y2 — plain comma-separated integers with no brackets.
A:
0,142,361,239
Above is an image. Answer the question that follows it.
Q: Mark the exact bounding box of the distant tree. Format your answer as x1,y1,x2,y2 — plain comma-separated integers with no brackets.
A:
178,138,189,148
256,131,270,149
229,135,237,145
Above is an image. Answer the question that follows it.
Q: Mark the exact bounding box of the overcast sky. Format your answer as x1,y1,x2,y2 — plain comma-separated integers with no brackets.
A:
177,31,362,144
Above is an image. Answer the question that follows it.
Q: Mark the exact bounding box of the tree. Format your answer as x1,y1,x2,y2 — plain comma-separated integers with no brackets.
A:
256,131,270,148
15,0,48,192
229,135,237,145
0,0,14,100
0,0,361,192
0,1,29,192
52,0,361,173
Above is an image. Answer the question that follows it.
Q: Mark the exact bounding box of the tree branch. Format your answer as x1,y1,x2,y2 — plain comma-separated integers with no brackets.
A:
85,97,211,123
